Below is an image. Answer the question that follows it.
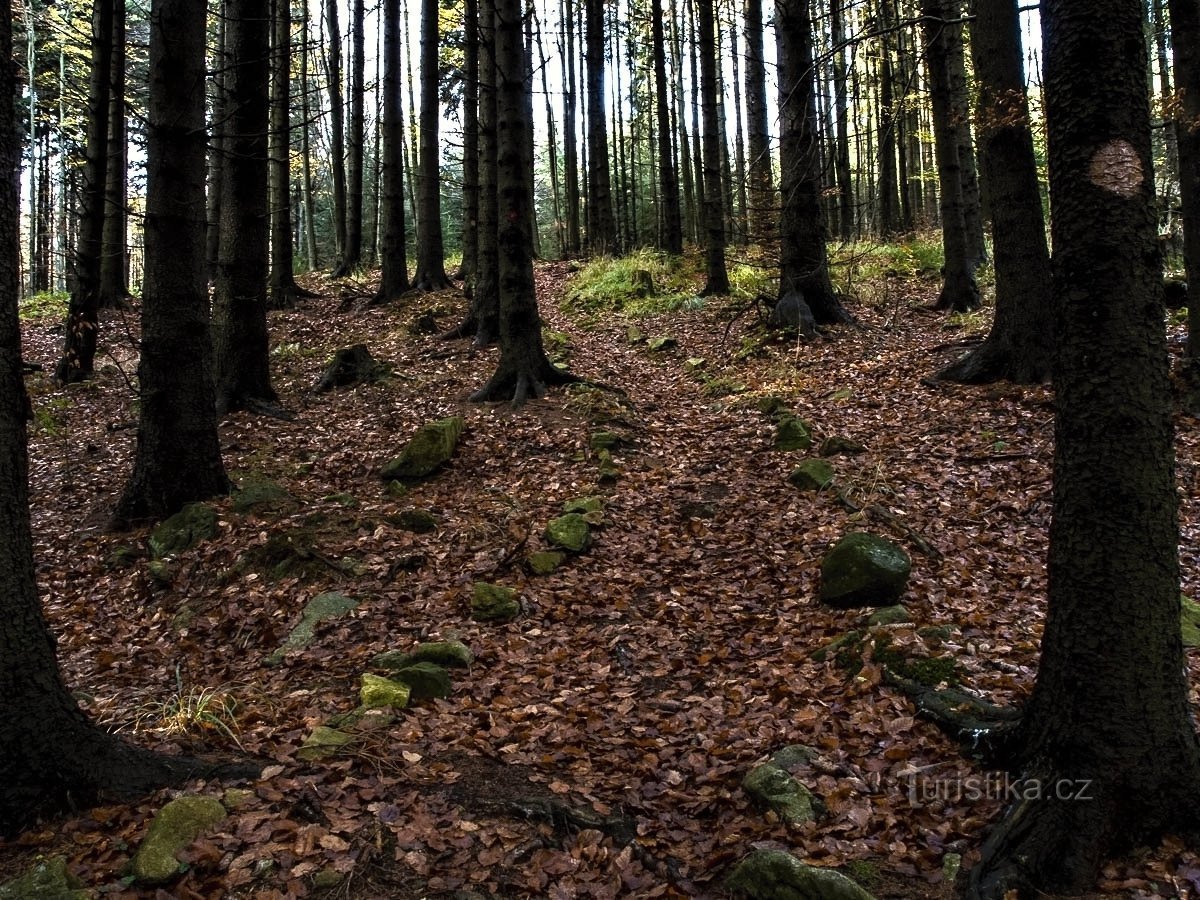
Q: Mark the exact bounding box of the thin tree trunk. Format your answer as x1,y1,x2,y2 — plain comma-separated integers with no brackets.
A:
413,0,451,288
698,0,728,293
946,0,986,267
585,0,618,253
744,0,773,244
268,0,304,308
728,5,748,244
98,0,128,309
300,3,319,269
325,0,348,271
375,0,411,304
561,0,581,256
652,6,682,253
831,0,854,240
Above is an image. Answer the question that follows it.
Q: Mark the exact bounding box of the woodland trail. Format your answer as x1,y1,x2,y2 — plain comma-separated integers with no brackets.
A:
5,261,1199,898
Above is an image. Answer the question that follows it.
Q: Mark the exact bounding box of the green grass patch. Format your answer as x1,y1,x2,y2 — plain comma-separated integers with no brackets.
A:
19,290,69,321
830,234,945,288
562,249,697,318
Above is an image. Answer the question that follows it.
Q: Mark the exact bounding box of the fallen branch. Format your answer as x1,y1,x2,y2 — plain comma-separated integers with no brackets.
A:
835,487,943,561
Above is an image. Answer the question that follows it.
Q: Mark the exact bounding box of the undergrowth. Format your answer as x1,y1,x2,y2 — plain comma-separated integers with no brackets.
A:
19,290,69,321
561,249,700,318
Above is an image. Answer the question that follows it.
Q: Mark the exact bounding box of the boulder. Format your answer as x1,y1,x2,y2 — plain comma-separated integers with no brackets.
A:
297,725,355,761
0,856,88,899
788,459,835,491
774,415,812,452
393,662,453,699
372,640,474,670
819,435,867,456
527,550,567,575
380,416,465,481
231,476,292,514
360,673,411,709
647,336,677,351
148,503,218,558
545,513,592,552
269,591,359,662
626,324,646,345
820,533,911,608
131,796,227,885
391,508,438,534
471,583,520,622
726,850,875,900
742,763,822,826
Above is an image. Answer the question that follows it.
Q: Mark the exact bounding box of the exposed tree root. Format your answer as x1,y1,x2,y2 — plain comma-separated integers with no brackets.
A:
883,670,1021,764
934,337,1051,385
470,363,580,408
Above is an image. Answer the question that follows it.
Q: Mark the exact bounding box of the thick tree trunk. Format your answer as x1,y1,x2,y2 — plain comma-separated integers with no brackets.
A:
413,0,451,290
206,2,227,281
56,0,112,384
937,0,1052,384
212,0,287,418
374,0,411,305
267,0,305,309
114,0,231,524
98,0,128,310
1170,0,1200,410
921,0,980,312
698,0,728,294
965,1,1200,894
744,0,773,244
652,7,682,254
471,0,574,405
584,0,618,254
945,1,986,268
775,0,851,326
0,1,231,835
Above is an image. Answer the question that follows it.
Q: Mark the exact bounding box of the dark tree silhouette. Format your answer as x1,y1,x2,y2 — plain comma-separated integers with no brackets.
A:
373,0,411,305
412,0,452,290
697,0,728,294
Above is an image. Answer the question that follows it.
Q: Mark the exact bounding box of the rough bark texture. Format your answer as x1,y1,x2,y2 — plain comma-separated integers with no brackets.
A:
332,0,365,277
413,0,451,290
458,0,480,284
375,0,411,305
267,0,303,309
0,1,225,835
936,0,1052,384
212,0,285,418
965,1,1200,894
471,0,574,405
877,0,901,236
651,8,682,254
697,0,728,294
775,0,851,325
324,0,348,269
562,0,581,257
1171,0,1200,410
114,0,231,524
830,0,854,241
56,0,112,384
206,4,227,280
921,0,980,312
584,0,618,254
744,0,773,244
945,0,986,268
98,0,128,310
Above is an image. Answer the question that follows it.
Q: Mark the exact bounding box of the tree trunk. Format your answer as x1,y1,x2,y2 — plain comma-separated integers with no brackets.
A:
207,1,227,281
212,0,287,418
775,0,851,325
945,0,986,268
56,0,112,384
1170,0,1200,411
325,0,348,270
652,6,682,253
921,0,980,312
697,0,728,294
876,0,901,236
744,0,773,244
331,0,365,277
830,0,854,240
471,0,575,405
584,0,618,254
936,0,1052,384
114,0,232,524
562,0,582,257
98,0,128,310
300,4,319,270
412,0,451,289
375,0,411,305
459,0,480,282
965,0,1200,893
267,0,304,309
0,0,234,835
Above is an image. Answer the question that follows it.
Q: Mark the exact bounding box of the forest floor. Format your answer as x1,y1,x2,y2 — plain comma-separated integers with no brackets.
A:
4,252,1200,899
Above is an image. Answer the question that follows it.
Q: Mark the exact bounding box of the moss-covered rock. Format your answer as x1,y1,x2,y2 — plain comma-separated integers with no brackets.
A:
756,395,790,418
231,476,292,514
770,745,818,770
726,850,876,900
148,503,218,558
359,673,411,709
268,591,359,663
527,550,567,575
820,533,911,608
390,508,438,534
471,583,521,622
589,431,621,453
379,416,465,481
596,449,621,483
1182,595,1200,648
372,640,474,670
131,796,227,885
297,725,355,761
0,856,88,899
810,629,865,665
742,764,822,826
393,662,453,699
819,435,867,457
866,605,912,627
626,324,646,345
788,459,835,491
545,513,592,552
563,495,605,523
773,415,812,452
648,336,678,351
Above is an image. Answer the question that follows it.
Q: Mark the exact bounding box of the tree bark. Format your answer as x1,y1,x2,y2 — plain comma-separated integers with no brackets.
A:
98,0,128,310
584,0,618,254
965,0,1200,893
267,0,305,309
698,0,728,294
945,0,986,268
375,0,412,305
651,6,682,253
1170,0,1200,410
413,0,452,289
471,0,575,405
212,0,287,418
936,0,1052,384
921,0,980,312
775,0,851,326
744,0,773,244
56,0,112,384
830,0,854,241
324,0,348,270
332,0,365,277
459,0,481,283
